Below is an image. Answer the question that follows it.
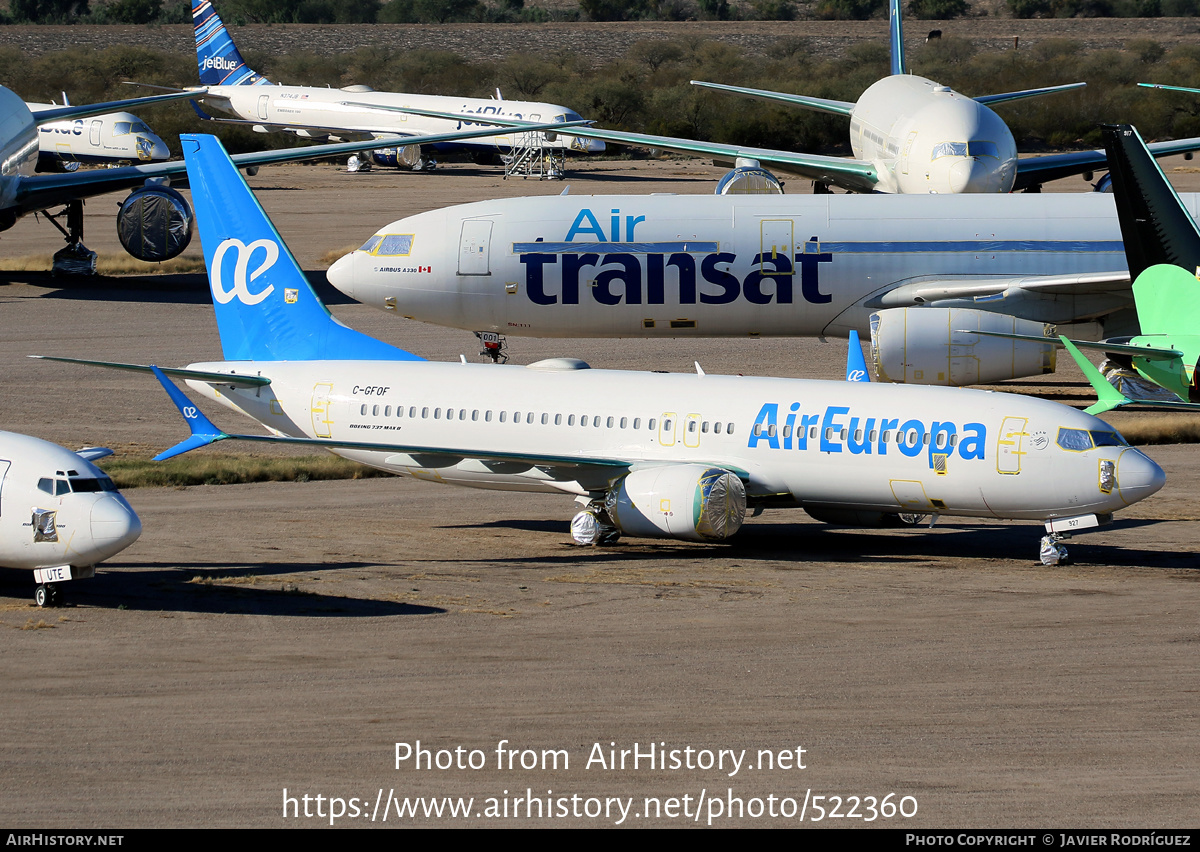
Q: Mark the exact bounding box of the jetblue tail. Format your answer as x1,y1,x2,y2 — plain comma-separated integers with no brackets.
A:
1104,123,1200,281
193,0,271,87
180,133,421,363
889,0,907,77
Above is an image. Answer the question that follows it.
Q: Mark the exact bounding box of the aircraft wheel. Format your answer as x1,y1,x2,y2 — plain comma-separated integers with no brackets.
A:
896,513,927,526
34,584,48,607
47,584,62,607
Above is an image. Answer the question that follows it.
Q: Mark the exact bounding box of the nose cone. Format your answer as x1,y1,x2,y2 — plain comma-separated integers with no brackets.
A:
946,157,1006,194
149,136,170,161
326,251,357,299
87,495,142,562
1117,449,1167,506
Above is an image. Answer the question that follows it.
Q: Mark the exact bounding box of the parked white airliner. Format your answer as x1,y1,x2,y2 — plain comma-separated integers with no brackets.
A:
29,101,170,170
41,134,1165,563
326,189,1180,385
0,433,141,607
377,0,1200,194
185,0,603,169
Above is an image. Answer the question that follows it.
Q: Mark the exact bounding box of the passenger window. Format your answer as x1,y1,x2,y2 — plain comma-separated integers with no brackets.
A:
360,404,367,415
607,416,614,428
541,413,549,425
620,417,628,429
421,407,429,418
472,410,479,421
688,420,697,433
581,415,588,427
728,424,735,436
649,418,656,431
714,422,722,435
372,405,379,416
555,414,562,425
500,411,507,423
633,418,641,429
568,415,576,426
384,406,392,416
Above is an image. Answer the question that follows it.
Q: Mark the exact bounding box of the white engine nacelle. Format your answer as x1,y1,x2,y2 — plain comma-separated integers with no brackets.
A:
605,465,747,542
870,307,1056,386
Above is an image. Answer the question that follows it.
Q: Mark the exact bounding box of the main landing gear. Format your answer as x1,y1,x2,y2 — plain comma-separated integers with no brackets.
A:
1039,533,1070,566
41,200,97,276
571,504,620,546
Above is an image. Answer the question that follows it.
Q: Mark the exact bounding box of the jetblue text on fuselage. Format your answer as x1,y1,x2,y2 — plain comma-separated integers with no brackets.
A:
515,208,834,306
748,402,987,469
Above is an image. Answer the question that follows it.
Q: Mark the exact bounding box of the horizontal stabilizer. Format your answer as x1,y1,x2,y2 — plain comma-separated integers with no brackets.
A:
961,330,1182,362
30,355,272,387
149,366,229,461
1059,337,1131,415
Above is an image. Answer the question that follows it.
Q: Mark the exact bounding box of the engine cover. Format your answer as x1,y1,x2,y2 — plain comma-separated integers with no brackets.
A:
116,185,193,262
605,465,746,542
870,307,1056,386
371,145,424,169
715,165,785,196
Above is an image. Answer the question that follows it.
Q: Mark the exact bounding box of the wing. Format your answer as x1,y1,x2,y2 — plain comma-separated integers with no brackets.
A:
973,82,1087,106
342,102,881,192
871,270,1131,308
9,118,592,216
29,90,202,125
1013,137,1200,190
958,330,1182,361
688,80,855,116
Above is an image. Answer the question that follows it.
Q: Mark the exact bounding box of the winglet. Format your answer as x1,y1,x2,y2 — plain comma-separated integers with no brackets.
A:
889,0,906,77
149,365,229,461
1058,337,1129,415
846,329,870,382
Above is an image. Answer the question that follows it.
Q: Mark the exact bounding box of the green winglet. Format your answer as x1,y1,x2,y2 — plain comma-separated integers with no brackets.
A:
1059,336,1129,415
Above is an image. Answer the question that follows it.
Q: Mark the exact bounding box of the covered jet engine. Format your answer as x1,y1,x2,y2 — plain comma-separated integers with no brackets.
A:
604,464,747,542
116,183,193,262
715,159,785,195
370,144,433,171
870,307,1056,386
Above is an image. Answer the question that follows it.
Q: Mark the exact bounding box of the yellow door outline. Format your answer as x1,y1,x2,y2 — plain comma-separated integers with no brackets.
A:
659,412,677,447
996,417,1028,475
683,413,702,448
311,383,334,438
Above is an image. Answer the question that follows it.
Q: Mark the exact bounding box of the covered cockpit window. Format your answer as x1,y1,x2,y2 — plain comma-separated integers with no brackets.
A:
1057,428,1093,451
357,235,383,254
376,235,414,256
931,141,968,160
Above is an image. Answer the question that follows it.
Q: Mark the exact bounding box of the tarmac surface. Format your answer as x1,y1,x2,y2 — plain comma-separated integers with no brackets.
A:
1,157,1198,828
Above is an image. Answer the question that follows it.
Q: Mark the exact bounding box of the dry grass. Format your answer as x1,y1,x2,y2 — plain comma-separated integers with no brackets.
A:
1103,413,1200,446
317,246,357,267
100,454,393,488
0,254,207,275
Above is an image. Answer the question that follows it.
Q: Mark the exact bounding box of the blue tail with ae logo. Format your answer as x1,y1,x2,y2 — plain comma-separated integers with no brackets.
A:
180,133,422,363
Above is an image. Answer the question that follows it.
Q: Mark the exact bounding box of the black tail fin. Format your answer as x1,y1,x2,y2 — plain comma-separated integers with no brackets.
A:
1103,123,1200,279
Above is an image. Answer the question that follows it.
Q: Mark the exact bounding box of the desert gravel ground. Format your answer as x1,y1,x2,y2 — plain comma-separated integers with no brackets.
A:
0,158,1197,828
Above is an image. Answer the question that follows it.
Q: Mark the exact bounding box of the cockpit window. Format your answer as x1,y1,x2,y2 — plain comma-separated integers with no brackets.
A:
1057,428,1093,451
931,141,1000,160
968,140,999,159
1056,428,1129,452
1090,430,1128,448
131,121,151,134
357,235,383,254
70,476,117,493
114,121,131,136
375,235,414,256
931,141,968,160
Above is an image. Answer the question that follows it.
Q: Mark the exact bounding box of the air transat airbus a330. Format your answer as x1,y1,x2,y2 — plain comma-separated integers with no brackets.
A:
41,134,1165,563
184,0,603,170
326,187,1185,386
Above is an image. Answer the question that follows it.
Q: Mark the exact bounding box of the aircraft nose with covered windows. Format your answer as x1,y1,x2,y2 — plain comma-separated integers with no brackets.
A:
0,432,142,607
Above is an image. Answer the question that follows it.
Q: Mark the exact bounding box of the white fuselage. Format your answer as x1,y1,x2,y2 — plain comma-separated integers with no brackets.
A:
0,432,141,574
198,84,605,154
327,192,1170,339
28,104,170,165
850,75,1019,194
185,359,1163,524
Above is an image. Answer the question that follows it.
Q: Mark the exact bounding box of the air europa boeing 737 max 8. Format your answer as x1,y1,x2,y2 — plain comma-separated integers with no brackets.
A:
40,134,1165,563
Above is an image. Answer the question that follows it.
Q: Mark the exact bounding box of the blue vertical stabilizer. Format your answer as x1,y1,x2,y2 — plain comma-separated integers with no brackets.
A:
180,133,422,363
193,0,271,87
